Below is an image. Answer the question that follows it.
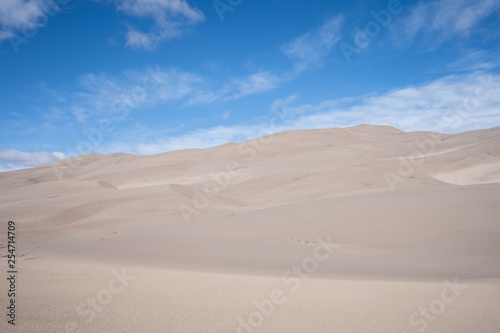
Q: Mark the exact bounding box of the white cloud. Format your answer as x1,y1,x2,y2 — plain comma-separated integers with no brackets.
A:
0,0,51,29
0,149,67,170
393,0,500,48
0,0,59,44
0,0,204,49
125,27,157,49
282,15,344,71
0,30,13,42
111,0,205,49
116,0,203,21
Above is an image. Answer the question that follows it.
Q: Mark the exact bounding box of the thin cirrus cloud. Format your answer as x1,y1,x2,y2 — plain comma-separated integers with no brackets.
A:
97,72,500,155
0,149,66,171
111,0,205,49
187,71,281,105
70,67,282,122
448,50,500,72
71,67,204,122
392,0,500,48
282,15,344,72
225,71,281,100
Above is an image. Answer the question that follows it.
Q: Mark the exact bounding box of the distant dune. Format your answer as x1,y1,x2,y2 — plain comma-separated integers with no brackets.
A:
1,125,500,332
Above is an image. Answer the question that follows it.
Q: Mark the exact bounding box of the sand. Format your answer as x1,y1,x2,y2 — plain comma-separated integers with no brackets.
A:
1,124,500,332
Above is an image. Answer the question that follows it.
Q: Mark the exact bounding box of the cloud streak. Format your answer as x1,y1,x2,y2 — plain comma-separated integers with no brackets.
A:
392,0,500,48
71,66,203,122
282,15,344,72
70,66,283,122
112,0,205,49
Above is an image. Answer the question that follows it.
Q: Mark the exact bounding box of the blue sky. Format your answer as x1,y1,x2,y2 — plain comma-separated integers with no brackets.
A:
1,0,500,171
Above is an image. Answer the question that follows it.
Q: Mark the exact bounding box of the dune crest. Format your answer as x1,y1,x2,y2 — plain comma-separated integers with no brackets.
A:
1,125,499,230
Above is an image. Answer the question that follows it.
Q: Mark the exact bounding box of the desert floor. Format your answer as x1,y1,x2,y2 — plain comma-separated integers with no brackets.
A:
1,125,500,332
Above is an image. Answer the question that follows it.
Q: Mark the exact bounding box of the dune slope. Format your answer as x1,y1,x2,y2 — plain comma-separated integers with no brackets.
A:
1,125,500,332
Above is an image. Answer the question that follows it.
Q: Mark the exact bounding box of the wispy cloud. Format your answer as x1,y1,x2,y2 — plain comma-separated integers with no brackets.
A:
0,0,59,43
188,71,282,105
0,30,13,42
110,0,205,49
222,110,231,120
227,71,280,99
0,149,66,171
392,0,500,49
448,50,500,72
69,66,283,121
71,66,203,122
0,0,50,28
282,15,344,72
0,0,204,49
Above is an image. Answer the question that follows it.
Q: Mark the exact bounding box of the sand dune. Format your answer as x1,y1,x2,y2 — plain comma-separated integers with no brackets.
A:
1,125,499,332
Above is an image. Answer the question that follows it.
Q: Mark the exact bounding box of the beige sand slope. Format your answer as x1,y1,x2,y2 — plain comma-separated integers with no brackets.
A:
1,125,500,332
